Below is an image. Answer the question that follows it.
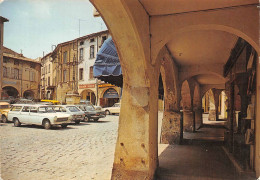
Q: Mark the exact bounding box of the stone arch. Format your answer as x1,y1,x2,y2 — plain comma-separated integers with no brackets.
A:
2,86,19,99
153,25,260,64
100,87,120,98
180,71,227,85
23,90,34,99
202,89,215,113
159,47,180,111
151,5,260,63
80,89,96,105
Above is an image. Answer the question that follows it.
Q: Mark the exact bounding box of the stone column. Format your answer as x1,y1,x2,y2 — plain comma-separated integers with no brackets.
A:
159,50,181,144
161,111,182,144
183,109,194,132
212,89,223,121
112,80,159,179
194,108,203,128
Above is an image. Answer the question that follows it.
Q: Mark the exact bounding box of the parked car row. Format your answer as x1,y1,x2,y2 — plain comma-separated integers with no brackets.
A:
1,103,107,130
0,100,121,130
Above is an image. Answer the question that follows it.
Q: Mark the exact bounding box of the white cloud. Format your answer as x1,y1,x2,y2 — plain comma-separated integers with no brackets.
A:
0,0,4,4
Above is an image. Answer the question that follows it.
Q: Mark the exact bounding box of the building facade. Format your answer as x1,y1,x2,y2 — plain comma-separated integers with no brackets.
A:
51,39,79,104
40,30,121,106
40,53,54,99
0,16,9,100
2,47,41,100
77,30,121,107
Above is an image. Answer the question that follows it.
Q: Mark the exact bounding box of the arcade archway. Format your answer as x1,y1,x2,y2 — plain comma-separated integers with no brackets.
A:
2,86,19,99
23,90,34,99
80,89,96,105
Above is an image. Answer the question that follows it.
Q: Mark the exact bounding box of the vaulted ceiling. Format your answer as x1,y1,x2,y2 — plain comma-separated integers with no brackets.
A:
139,0,258,16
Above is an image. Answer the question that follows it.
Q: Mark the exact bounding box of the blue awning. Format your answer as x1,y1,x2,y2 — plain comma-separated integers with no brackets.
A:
94,37,123,87
93,37,164,97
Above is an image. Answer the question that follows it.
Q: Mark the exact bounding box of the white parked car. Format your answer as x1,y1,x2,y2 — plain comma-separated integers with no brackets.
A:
53,105,85,124
7,104,72,129
104,103,121,115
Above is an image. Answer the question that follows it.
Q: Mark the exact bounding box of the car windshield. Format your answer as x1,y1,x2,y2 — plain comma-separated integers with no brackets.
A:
113,104,120,107
38,106,55,113
67,106,80,112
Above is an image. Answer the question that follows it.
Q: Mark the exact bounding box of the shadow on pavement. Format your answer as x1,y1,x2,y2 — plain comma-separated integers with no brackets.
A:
14,124,77,130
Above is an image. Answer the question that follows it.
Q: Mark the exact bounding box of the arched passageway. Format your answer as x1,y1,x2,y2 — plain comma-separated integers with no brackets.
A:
90,0,260,179
100,88,119,107
23,90,34,100
80,89,96,105
2,86,19,99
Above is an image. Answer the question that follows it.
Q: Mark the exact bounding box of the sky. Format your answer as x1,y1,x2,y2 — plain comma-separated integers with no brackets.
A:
0,0,107,59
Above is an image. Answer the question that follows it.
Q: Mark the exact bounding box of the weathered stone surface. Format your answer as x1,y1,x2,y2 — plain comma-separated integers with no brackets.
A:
161,111,181,144
183,110,195,132
208,110,216,121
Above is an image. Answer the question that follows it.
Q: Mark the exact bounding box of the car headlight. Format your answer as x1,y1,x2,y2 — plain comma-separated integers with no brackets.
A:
53,116,57,121
68,115,73,120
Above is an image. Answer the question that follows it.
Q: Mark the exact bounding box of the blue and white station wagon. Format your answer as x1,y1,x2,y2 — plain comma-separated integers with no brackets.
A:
7,104,72,129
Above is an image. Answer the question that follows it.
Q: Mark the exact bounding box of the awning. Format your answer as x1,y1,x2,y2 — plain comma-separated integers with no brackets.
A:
94,37,164,96
103,88,119,98
93,37,123,87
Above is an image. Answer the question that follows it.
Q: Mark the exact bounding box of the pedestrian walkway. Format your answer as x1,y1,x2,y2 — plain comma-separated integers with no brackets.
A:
156,126,255,180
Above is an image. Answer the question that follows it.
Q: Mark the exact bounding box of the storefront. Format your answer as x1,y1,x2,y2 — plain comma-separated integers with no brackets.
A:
99,87,120,107
79,84,96,105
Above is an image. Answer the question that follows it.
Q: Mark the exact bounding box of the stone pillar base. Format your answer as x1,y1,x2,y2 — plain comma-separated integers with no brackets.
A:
195,109,203,128
161,111,181,144
111,165,154,180
183,110,194,132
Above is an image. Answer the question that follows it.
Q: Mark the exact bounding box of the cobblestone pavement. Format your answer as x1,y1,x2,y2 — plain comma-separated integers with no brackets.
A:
0,115,119,180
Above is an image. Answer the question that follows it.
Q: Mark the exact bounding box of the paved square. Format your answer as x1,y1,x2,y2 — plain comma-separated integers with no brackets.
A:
0,115,119,180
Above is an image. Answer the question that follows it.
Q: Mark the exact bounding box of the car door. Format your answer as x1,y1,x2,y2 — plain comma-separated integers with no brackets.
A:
19,106,30,123
29,106,41,125
8,105,22,121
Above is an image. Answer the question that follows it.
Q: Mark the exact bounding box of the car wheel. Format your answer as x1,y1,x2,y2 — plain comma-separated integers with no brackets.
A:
85,117,89,122
2,115,8,123
43,119,51,130
61,124,67,128
13,118,21,127
105,110,110,115
75,120,80,124
93,118,99,122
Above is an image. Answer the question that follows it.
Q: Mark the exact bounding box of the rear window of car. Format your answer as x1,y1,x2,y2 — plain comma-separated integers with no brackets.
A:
54,107,66,112
76,106,85,111
10,106,22,112
0,105,9,109
22,106,30,112
85,105,95,111
67,106,80,112
38,106,55,113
